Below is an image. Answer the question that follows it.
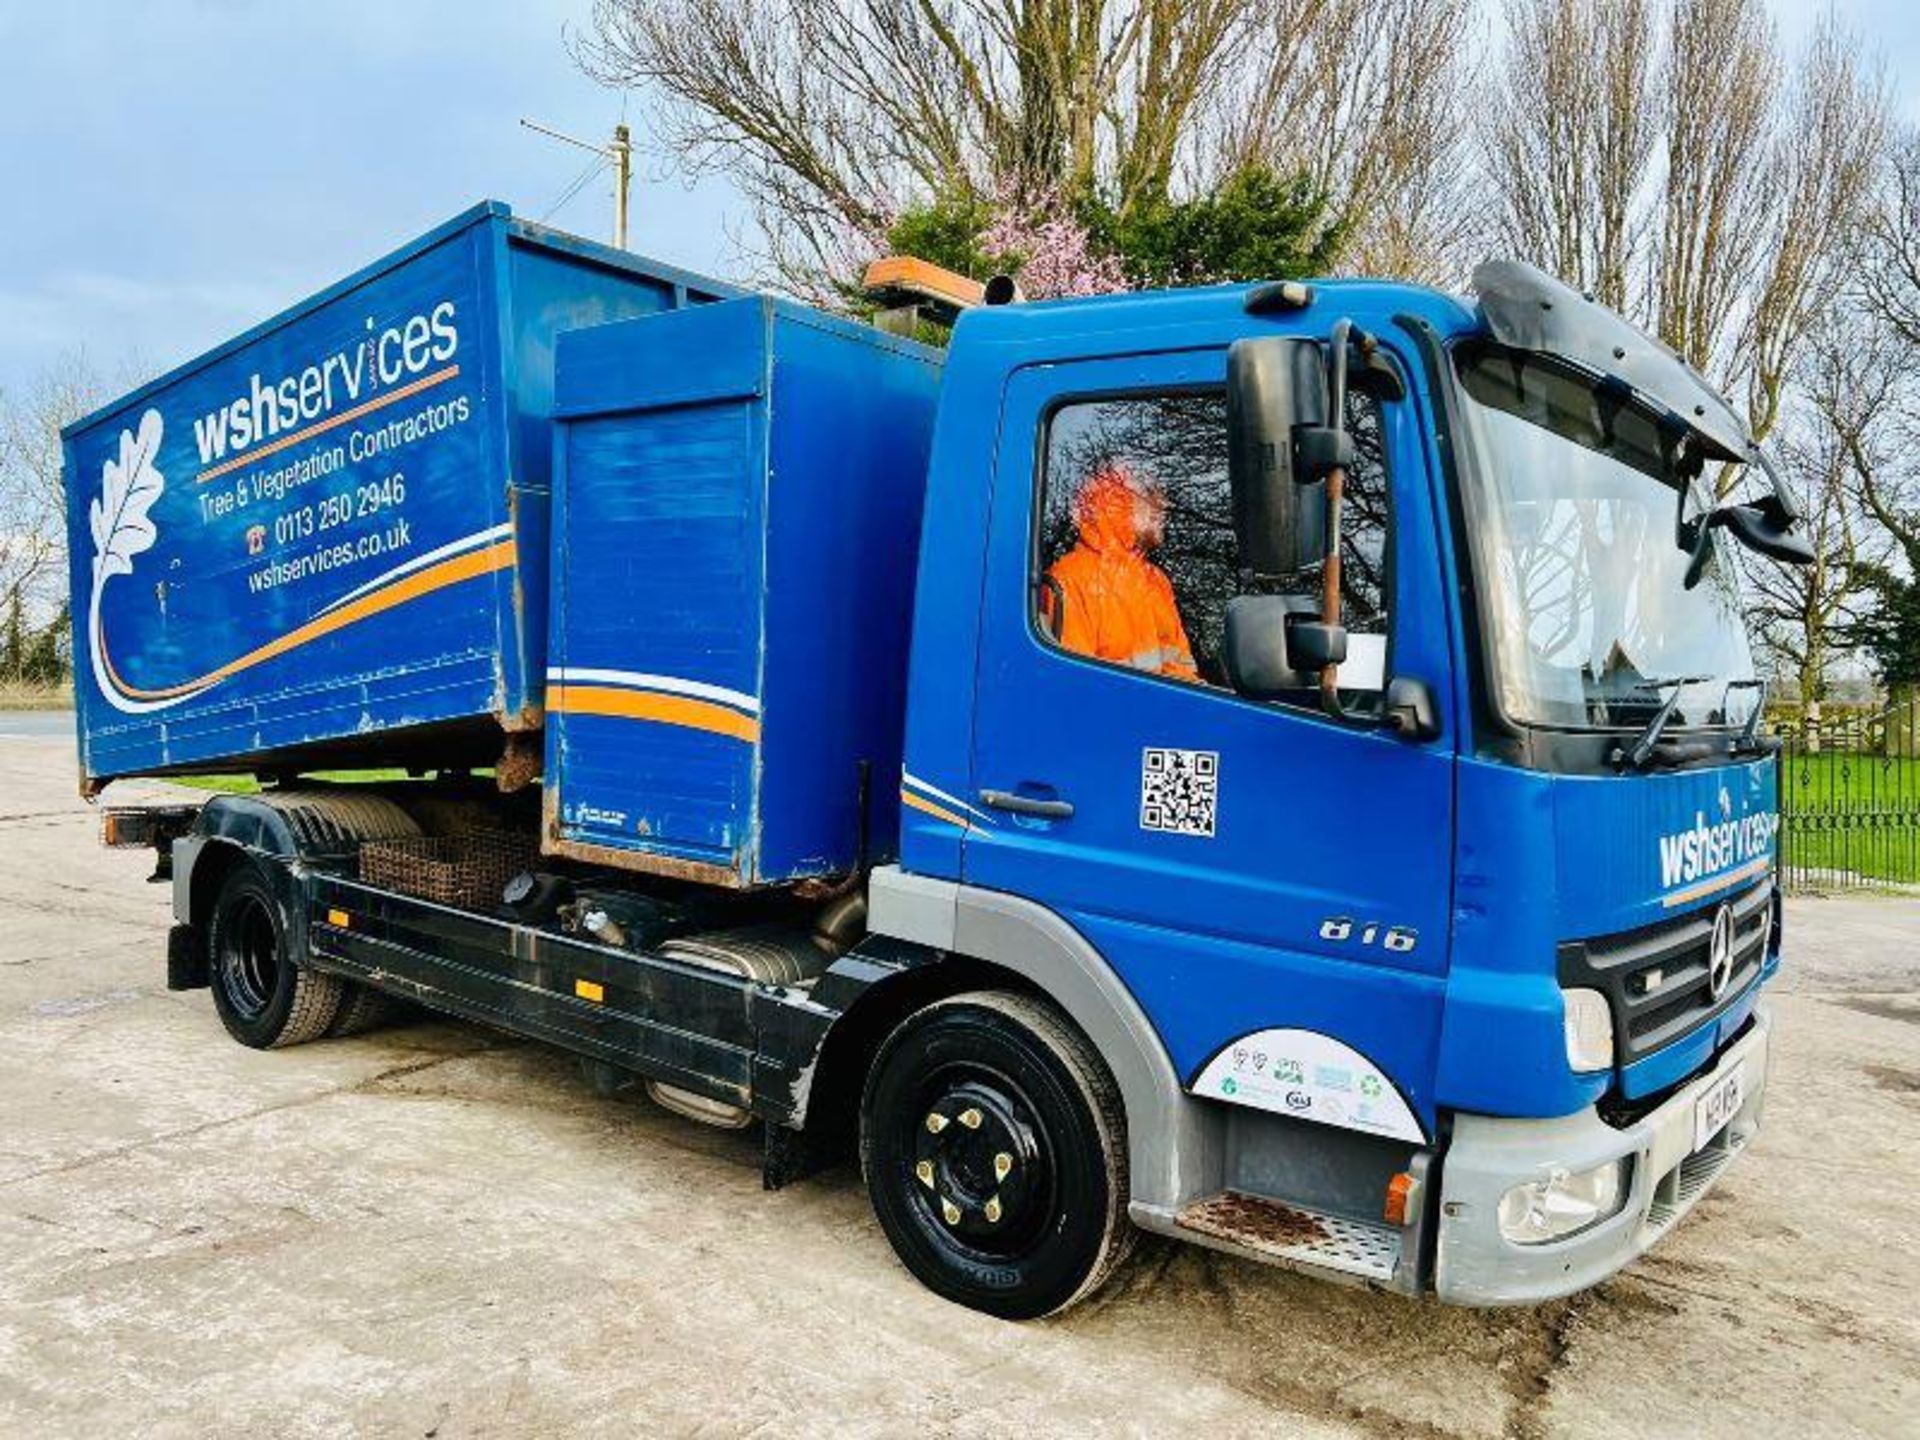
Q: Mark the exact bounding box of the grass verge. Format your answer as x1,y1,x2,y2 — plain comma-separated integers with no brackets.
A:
0,683,73,711
165,769,417,795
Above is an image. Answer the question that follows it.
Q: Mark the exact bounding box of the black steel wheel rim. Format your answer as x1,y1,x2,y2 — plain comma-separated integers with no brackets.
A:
220,894,280,1020
900,1061,1057,1260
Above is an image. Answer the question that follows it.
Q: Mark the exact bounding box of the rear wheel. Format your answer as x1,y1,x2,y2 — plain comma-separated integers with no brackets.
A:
206,859,342,1048
860,990,1132,1319
327,983,406,1038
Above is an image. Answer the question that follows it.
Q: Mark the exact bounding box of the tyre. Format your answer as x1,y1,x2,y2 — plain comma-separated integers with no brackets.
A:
206,858,342,1048
860,990,1133,1319
327,983,405,1038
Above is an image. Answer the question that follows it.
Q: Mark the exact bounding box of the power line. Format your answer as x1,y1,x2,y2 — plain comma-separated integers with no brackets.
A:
540,153,609,226
522,117,633,247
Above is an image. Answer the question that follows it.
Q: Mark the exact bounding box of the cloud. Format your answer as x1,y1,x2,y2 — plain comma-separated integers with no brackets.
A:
0,1,744,400
0,269,295,397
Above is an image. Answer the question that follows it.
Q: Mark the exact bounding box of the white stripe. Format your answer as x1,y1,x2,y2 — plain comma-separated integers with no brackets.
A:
902,771,994,825
546,667,761,715
318,523,514,615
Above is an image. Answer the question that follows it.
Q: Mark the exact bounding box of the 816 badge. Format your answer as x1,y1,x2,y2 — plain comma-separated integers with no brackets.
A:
1140,747,1219,837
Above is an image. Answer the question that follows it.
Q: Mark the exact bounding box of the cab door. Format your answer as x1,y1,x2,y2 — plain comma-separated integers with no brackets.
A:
962,344,1458,1126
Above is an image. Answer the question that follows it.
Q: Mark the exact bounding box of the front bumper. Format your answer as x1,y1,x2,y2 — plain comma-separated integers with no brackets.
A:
1434,1006,1770,1304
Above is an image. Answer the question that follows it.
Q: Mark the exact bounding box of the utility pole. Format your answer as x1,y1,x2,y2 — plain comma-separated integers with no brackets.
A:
521,118,634,250
610,123,631,250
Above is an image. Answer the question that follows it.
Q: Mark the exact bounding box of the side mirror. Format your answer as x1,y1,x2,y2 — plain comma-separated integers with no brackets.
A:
1682,494,1816,589
1223,594,1323,697
1227,337,1328,575
1722,495,1816,566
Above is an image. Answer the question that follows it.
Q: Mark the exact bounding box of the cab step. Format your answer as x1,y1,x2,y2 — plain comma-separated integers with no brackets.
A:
1174,1192,1400,1283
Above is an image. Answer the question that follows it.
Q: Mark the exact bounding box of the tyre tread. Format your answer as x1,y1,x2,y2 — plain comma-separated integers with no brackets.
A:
327,983,400,1038
272,967,344,1047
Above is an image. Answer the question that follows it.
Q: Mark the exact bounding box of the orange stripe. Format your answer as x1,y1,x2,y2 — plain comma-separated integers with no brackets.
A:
195,364,462,484
105,539,516,701
1661,856,1771,909
548,684,761,742
901,788,970,831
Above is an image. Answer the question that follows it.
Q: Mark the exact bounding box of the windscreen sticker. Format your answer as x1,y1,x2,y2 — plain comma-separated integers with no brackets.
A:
1192,1028,1426,1142
1140,746,1218,837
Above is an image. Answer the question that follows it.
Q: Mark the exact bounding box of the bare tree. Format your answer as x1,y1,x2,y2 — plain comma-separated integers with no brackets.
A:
1652,0,1777,379
577,0,1475,288
1748,318,1892,702
1483,0,1888,447
1483,0,1657,311
576,0,1259,284
1852,129,1920,576
0,354,109,627
1215,0,1479,283
1737,12,1886,451
1863,130,1920,352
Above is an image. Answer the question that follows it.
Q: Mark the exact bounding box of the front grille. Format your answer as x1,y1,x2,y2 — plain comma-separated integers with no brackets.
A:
1644,1127,1746,1233
1558,878,1772,1064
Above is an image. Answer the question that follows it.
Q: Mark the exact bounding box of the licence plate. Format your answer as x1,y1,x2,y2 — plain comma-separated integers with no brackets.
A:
1693,1062,1746,1152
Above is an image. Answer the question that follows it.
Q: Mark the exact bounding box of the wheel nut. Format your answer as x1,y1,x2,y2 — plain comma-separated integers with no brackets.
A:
914,1160,935,1189
993,1152,1013,1181
983,1195,1003,1224
941,1198,962,1225
925,1112,949,1134
959,1107,983,1130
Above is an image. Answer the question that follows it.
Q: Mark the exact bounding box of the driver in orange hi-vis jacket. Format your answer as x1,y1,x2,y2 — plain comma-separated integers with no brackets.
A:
1043,463,1200,682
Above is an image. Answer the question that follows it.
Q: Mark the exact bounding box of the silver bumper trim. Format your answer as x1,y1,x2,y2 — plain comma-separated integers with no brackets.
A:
1434,1006,1771,1305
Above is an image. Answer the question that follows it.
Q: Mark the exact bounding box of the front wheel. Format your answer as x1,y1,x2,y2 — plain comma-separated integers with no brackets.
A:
206,858,342,1048
860,990,1132,1319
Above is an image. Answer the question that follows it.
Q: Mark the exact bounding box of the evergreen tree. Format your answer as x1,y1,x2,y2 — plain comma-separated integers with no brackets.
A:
1,590,22,682
875,162,1341,320
22,603,69,685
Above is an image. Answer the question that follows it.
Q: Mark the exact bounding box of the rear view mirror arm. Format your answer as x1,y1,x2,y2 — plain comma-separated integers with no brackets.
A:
1753,445,1802,527
1318,319,1353,711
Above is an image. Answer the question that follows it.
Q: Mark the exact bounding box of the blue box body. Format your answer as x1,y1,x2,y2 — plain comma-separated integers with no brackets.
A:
64,202,729,785
544,297,942,885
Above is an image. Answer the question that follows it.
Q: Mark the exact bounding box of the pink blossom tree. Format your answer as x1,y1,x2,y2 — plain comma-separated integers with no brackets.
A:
979,184,1128,300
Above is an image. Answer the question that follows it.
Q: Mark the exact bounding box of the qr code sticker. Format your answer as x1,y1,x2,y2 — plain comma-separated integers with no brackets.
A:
1140,747,1219,837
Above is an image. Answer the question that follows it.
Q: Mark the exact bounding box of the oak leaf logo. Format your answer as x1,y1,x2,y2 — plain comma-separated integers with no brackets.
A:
90,408,166,587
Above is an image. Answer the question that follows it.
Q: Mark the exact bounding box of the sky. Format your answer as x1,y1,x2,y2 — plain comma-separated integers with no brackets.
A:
0,0,739,399
0,0,1916,401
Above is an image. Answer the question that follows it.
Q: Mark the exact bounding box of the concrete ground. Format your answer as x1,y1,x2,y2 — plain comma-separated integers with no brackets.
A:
1,716,1916,1439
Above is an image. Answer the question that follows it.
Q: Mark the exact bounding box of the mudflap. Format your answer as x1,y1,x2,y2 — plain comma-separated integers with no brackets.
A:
763,1122,834,1192
166,923,207,990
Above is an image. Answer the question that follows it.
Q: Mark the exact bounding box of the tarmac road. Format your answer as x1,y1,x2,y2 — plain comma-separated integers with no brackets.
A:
0,728,1916,1438
0,709,73,739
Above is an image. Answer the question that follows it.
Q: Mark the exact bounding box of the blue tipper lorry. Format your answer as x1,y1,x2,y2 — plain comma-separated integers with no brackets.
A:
71,201,1813,1317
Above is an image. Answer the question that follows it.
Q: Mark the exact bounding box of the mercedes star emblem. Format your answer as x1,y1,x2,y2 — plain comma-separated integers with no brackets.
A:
1707,903,1737,1001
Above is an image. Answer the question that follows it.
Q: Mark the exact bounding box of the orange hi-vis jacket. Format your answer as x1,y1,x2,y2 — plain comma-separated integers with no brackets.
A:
1045,468,1199,681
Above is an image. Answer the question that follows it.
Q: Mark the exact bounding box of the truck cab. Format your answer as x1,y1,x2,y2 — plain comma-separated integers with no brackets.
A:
869,267,1785,1305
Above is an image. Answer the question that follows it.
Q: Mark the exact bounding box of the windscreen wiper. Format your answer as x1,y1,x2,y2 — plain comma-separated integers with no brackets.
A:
1725,678,1781,757
1611,675,1714,771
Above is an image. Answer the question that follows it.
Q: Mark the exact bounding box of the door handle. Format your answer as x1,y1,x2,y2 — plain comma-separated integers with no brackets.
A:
978,789,1075,820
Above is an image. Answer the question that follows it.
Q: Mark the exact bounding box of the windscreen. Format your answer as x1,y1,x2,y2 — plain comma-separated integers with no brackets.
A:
1453,344,1759,731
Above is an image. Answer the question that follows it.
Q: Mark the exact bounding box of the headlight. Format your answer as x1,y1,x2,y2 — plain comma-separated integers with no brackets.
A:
1498,1159,1630,1244
1562,987,1614,1073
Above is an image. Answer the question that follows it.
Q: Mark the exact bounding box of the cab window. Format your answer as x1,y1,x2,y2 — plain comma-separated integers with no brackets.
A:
1033,386,1392,700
